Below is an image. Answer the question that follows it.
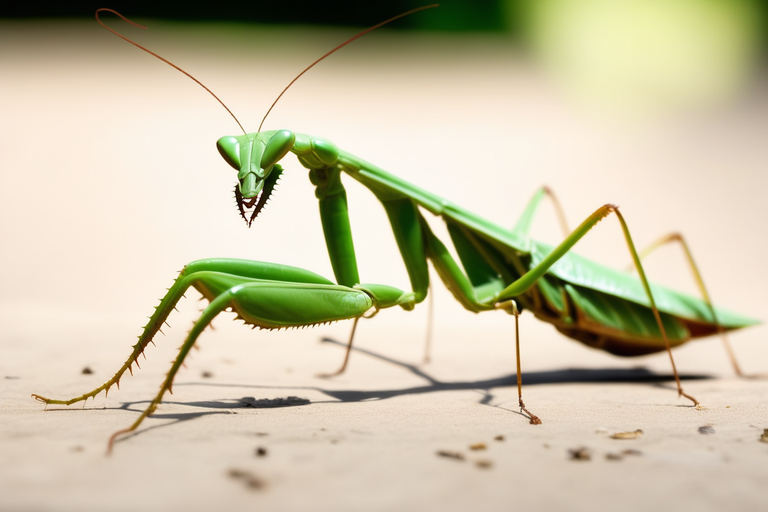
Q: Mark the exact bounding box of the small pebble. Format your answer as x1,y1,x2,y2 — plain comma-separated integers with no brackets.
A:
255,447,267,457
81,367,93,375
760,429,768,444
698,425,716,435
469,443,487,451
201,371,213,378
494,435,505,442
611,429,643,440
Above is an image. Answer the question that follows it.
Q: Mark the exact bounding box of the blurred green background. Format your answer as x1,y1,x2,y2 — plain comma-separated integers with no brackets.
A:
1,1,765,41
4,0,765,116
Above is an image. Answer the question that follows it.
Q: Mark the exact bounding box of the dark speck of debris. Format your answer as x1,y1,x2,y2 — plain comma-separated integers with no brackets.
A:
760,429,768,444
254,432,269,437
568,447,591,461
437,450,465,461
475,459,493,469
227,469,266,490
5,376,19,380
494,435,505,442
698,425,716,435
605,448,642,460
255,447,267,457
81,367,93,375
201,371,213,378
239,396,310,408
469,443,486,451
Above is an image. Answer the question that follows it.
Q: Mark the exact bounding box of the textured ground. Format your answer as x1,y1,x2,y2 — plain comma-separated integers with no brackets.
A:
1,19,767,512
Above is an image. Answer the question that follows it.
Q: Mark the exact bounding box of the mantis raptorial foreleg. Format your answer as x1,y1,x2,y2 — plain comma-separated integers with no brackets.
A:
33,258,417,449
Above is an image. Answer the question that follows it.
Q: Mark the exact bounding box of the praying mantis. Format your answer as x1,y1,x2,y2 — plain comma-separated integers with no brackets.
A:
31,7,760,451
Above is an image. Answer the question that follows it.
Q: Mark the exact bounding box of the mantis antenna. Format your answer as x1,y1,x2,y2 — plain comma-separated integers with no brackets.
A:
257,4,439,132
96,6,438,134
95,8,248,135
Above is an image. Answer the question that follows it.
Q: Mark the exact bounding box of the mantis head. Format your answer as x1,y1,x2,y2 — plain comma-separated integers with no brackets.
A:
217,129,296,227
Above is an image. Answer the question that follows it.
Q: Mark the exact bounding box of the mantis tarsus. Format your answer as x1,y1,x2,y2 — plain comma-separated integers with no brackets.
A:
32,7,760,451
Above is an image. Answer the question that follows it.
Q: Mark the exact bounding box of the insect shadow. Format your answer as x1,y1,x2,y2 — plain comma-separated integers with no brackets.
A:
118,335,712,414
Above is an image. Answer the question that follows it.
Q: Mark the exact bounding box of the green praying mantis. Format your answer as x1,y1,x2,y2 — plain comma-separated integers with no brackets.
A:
32,7,760,450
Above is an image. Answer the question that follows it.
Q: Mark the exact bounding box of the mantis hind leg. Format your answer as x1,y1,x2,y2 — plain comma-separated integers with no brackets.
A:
631,233,761,378
511,186,571,241
497,205,700,407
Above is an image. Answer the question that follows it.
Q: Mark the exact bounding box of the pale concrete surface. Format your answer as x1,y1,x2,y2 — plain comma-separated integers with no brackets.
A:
1,20,767,512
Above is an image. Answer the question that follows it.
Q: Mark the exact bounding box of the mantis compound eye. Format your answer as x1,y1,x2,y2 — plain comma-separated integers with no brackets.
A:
260,130,295,170
216,135,241,170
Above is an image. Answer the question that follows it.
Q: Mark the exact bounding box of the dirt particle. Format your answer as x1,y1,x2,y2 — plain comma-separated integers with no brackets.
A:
227,468,266,490
469,443,487,451
475,459,493,469
201,371,213,378
436,450,465,461
494,435,504,442
568,447,591,461
255,447,267,457
81,367,93,375
611,429,643,440
239,396,309,408
698,425,716,435
605,452,623,461
760,429,768,444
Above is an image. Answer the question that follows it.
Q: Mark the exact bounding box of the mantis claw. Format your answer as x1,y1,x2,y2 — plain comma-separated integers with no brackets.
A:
31,393,50,404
